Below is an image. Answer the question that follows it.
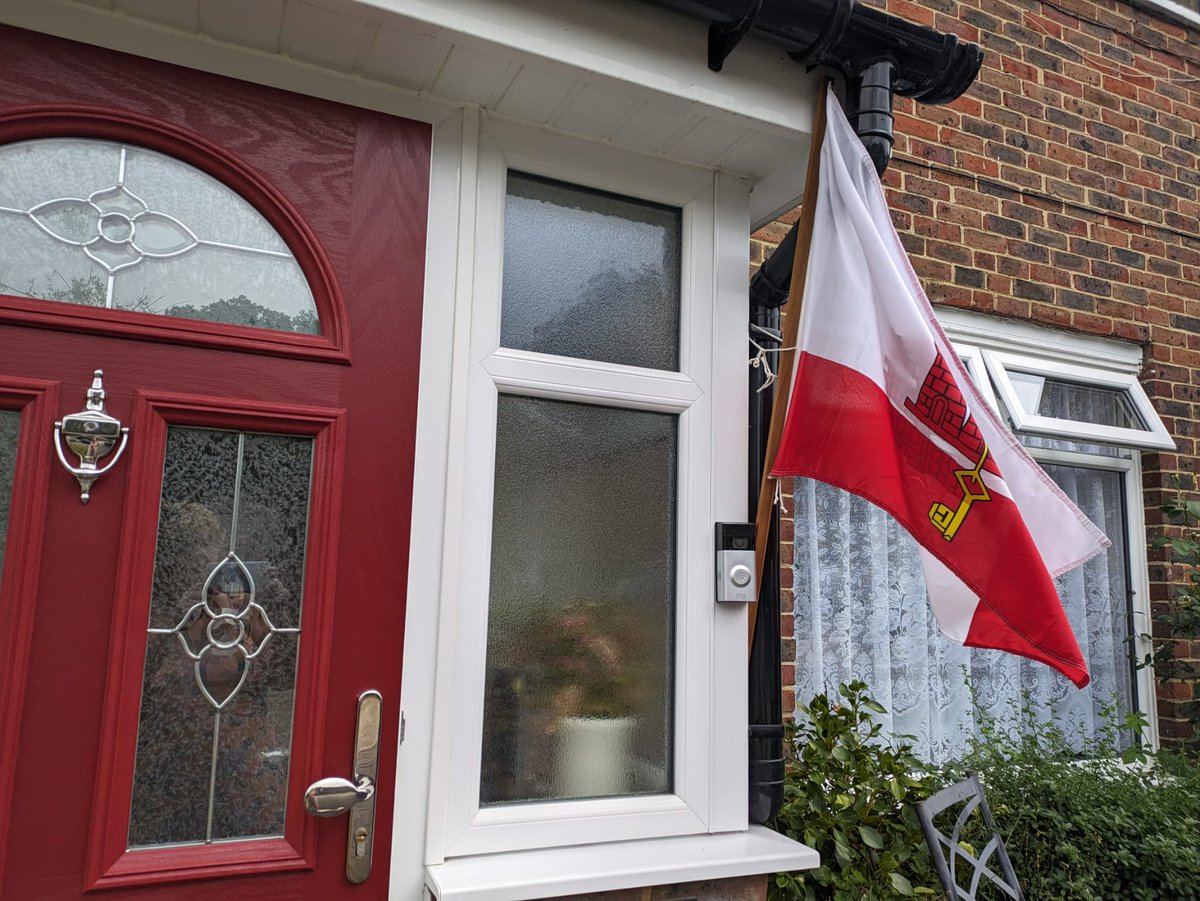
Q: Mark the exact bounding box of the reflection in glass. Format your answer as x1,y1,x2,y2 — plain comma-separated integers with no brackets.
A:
481,396,677,804
1009,371,1141,430
501,172,681,371
129,427,313,847
0,410,19,584
0,138,318,333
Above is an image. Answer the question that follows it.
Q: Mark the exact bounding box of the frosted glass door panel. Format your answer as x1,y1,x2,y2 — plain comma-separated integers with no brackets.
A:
481,395,677,804
501,173,681,371
129,427,313,847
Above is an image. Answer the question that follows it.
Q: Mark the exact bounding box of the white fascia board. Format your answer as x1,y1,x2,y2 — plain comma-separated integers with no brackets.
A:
349,0,816,139
749,144,811,232
425,826,818,901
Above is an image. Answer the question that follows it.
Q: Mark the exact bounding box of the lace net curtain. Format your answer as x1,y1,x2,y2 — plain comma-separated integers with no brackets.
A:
792,387,1135,763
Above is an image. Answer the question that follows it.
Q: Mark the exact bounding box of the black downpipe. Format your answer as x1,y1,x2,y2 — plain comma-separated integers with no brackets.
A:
747,306,785,824
848,59,896,175
748,224,797,311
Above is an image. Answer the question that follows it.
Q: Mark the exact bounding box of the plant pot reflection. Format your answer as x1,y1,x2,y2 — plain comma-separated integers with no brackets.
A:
554,715,637,798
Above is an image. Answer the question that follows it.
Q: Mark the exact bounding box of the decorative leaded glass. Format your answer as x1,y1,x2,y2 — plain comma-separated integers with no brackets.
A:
0,139,319,334
129,427,313,847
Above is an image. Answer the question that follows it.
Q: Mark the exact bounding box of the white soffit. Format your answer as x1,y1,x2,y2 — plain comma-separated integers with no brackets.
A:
1,0,815,198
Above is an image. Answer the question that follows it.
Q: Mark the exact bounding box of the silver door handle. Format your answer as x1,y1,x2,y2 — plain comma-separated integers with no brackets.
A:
302,691,381,883
303,775,375,817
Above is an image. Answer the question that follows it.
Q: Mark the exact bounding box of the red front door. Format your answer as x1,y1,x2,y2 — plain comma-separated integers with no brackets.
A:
0,28,428,900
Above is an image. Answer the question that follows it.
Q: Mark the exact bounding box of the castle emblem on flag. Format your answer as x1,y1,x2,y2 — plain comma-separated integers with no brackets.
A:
904,353,994,541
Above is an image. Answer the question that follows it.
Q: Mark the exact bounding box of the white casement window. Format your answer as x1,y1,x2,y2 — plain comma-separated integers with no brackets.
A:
792,309,1167,763
420,115,753,867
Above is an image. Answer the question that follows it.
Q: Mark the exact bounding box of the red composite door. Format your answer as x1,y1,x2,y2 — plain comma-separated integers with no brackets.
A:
0,28,427,900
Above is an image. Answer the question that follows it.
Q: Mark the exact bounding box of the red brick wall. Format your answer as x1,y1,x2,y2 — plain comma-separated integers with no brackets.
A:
755,0,1200,744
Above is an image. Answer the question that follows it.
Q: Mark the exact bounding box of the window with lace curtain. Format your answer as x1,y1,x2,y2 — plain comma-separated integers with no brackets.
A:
790,310,1172,764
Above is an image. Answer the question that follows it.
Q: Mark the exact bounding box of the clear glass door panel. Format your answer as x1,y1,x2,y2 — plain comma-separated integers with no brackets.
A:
0,409,18,583
0,139,318,333
129,427,313,847
481,395,677,804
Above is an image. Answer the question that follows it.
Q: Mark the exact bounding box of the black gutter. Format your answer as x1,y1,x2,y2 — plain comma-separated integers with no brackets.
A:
642,0,982,174
640,0,982,826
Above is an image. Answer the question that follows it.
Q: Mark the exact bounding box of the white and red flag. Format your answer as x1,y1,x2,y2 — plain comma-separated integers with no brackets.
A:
772,89,1110,688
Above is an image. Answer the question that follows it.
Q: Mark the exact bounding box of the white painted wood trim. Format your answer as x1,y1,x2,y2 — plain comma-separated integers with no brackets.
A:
347,0,816,137
389,107,470,901
483,349,703,412
425,825,819,901
709,170,752,833
421,105,485,871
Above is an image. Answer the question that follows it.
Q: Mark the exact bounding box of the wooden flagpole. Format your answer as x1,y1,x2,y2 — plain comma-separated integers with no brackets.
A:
748,78,831,650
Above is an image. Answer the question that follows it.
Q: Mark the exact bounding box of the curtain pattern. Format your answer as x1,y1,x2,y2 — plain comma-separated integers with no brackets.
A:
791,460,1133,764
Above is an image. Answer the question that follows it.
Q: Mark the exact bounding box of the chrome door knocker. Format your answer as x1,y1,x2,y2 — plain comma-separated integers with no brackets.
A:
53,370,130,504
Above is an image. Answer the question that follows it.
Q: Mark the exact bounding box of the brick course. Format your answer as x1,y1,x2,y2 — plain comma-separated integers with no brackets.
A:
755,0,1200,746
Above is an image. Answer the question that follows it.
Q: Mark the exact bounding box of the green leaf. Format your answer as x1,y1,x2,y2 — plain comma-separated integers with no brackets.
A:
859,824,885,849
889,776,904,801
889,873,914,895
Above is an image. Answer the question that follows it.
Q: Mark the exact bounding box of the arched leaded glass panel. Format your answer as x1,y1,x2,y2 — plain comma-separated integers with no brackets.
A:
0,139,319,334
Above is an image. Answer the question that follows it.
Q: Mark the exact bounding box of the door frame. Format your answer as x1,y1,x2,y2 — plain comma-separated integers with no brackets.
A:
0,377,58,885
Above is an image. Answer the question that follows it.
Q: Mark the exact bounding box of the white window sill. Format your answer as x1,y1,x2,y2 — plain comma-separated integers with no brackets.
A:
424,826,818,901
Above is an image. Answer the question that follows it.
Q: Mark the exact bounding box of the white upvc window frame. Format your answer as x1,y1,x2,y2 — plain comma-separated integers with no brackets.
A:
1022,443,1159,749
981,349,1175,451
423,114,751,863
940,307,1167,748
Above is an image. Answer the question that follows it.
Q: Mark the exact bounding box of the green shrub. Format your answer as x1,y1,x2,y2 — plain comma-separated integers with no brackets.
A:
772,683,1200,900
958,707,1200,901
769,681,940,900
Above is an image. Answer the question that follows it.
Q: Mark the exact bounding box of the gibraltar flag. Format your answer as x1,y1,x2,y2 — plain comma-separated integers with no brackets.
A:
772,89,1110,688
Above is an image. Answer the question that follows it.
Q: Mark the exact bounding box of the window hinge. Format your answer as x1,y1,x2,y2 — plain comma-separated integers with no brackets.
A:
400,710,406,746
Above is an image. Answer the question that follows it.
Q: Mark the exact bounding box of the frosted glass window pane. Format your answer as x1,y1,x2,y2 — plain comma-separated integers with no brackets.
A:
481,396,676,804
0,410,18,584
0,139,318,334
129,427,312,847
501,172,681,370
